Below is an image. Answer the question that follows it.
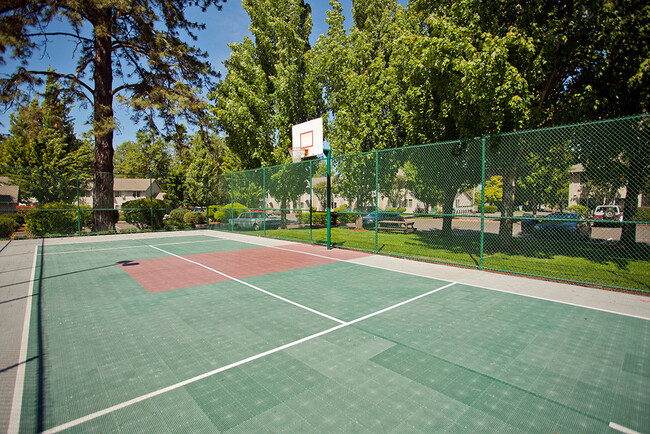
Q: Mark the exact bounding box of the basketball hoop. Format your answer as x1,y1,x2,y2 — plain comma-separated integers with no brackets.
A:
290,148,307,163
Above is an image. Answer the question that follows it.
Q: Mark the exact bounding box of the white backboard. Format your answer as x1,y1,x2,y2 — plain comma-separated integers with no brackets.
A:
292,117,324,159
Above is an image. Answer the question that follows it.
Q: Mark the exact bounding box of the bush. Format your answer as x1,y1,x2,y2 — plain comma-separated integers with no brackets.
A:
121,198,166,230
483,205,498,213
1,213,25,226
334,205,356,224
567,205,591,218
168,208,191,228
636,207,650,222
0,217,20,238
24,202,92,236
215,203,248,223
184,211,207,227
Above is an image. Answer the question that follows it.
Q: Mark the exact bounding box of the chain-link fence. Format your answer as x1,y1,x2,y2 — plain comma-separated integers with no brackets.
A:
1,114,648,292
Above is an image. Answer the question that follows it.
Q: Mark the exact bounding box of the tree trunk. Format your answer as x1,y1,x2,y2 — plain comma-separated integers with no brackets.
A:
441,188,455,235
92,10,115,231
280,198,287,229
498,169,516,246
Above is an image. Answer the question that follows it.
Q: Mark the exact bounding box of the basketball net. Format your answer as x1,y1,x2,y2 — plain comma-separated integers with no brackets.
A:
290,148,307,163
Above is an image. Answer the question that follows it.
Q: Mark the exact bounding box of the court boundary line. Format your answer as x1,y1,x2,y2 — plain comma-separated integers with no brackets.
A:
266,245,650,321
148,245,346,325
42,237,228,255
42,281,456,433
7,244,39,434
609,422,642,434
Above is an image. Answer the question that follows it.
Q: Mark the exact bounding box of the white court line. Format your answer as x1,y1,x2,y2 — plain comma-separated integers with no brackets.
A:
148,245,346,325
43,238,227,255
43,281,456,433
7,244,39,434
609,422,641,434
267,245,650,321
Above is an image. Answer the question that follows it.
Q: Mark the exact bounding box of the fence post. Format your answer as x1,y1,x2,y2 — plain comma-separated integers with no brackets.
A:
262,168,266,236
479,137,486,270
230,172,234,232
309,160,313,244
76,170,81,236
374,150,379,254
149,174,154,231
204,175,209,228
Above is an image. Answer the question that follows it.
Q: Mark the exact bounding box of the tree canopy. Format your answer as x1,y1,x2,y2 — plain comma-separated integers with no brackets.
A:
0,0,225,229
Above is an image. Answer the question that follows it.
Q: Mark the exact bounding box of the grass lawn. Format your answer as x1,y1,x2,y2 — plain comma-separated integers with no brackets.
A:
258,226,650,293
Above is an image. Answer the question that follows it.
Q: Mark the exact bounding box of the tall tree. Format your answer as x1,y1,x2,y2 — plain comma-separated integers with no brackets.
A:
114,129,172,178
0,75,92,203
210,0,322,169
0,0,225,229
312,0,404,155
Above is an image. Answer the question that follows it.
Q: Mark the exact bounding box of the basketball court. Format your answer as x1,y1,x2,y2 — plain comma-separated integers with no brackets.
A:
1,230,649,433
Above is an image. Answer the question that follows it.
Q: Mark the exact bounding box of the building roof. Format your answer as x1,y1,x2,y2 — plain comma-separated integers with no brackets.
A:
0,185,19,204
83,178,160,192
113,178,160,191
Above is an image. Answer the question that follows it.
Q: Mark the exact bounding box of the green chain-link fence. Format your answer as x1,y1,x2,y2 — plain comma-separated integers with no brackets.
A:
1,114,648,292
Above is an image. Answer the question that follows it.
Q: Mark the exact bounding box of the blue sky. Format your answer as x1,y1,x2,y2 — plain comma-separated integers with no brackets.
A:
0,1,404,146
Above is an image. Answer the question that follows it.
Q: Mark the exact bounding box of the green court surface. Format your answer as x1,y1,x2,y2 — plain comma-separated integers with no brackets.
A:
14,234,650,433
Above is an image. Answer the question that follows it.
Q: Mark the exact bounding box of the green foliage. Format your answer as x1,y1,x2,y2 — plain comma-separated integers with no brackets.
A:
567,205,591,218
121,198,166,230
483,205,498,213
0,213,25,226
484,175,503,205
0,76,92,204
216,203,248,223
334,204,356,224
168,208,191,228
0,217,19,238
210,0,323,168
24,202,92,236
183,211,207,227
114,129,172,178
635,207,650,222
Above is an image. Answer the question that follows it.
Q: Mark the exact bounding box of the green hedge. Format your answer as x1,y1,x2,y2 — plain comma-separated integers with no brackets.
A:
168,208,191,228
213,203,248,223
1,213,25,226
184,211,206,226
24,202,93,236
0,217,20,238
637,207,650,222
121,198,166,230
483,205,498,213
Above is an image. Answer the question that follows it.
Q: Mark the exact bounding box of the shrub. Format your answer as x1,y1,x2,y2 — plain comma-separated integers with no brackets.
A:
334,205,356,224
636,207,650,222
216,203,248,223
483,205,498,213
0,217,20,238
567,205,591,218
24,202,92,236
121,198,166,230
1,213,25,226
169,208,191,227
184,211,207,227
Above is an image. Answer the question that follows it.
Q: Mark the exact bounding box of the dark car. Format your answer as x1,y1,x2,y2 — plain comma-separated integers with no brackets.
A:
519,213,540,235
532,213,591,238
362,211,404,228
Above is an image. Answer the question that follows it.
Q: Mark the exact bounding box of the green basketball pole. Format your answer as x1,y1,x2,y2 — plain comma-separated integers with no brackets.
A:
326,148,331,250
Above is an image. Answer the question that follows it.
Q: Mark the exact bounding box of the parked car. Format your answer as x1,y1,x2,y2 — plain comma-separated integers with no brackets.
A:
362,211,404,228
229,211,281,231
593,205,623,226
532,213,591,238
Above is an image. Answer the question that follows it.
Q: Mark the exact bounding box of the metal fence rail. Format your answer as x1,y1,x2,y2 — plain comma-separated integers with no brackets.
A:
1,114,649,292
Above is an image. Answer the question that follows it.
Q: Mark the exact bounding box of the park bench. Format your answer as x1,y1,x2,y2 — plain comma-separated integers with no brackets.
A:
378,219,415,233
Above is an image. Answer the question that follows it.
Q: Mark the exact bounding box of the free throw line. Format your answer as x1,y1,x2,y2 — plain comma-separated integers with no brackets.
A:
148,245,346,325
43,281,456,433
